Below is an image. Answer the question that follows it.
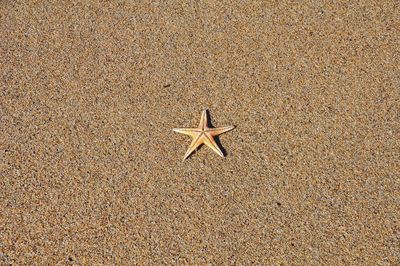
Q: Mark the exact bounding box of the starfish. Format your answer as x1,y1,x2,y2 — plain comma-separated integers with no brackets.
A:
173,110,235,161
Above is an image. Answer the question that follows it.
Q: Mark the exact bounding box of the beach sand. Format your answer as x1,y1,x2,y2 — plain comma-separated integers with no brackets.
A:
1,1,399,264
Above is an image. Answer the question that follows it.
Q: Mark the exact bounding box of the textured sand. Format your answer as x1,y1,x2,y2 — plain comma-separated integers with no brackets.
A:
1,1,399,265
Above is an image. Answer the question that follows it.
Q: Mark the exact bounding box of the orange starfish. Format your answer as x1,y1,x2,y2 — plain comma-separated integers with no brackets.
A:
173,110,235,161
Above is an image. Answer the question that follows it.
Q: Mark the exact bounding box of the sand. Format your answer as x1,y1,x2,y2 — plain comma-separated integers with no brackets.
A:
1,1,399,265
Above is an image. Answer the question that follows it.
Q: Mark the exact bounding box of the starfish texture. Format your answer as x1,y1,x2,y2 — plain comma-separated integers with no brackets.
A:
173,110,235,161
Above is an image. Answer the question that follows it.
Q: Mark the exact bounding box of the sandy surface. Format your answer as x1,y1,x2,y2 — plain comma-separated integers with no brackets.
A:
1,1,399,265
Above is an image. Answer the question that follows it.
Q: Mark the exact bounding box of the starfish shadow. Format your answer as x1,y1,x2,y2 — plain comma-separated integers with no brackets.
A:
205,110,228,157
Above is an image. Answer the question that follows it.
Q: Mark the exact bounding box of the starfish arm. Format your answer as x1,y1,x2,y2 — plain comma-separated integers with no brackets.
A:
208,125,235,137
173,128,201,138
183,134,203,161
198,110,209,130
203,133,224,157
